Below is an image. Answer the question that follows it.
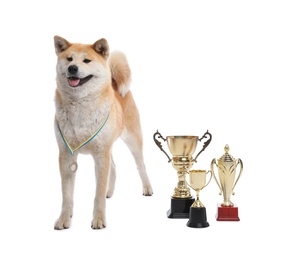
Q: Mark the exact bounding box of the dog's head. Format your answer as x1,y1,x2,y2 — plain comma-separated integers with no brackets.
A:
54,36,110,98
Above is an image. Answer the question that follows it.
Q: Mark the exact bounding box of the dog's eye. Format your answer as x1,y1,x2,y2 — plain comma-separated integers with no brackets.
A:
67,57,73,62
83,59,91,63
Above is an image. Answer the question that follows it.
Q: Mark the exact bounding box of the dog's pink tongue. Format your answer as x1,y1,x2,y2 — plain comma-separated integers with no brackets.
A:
69,78,80,87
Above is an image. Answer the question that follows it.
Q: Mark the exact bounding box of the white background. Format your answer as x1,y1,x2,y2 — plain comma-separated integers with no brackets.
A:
1,0,287,259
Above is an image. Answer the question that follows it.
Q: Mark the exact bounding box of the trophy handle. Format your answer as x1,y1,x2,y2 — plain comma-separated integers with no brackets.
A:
203,170,212,189
193,130,212,162
232,158,243,195
210,159,223,195
153,130,172,163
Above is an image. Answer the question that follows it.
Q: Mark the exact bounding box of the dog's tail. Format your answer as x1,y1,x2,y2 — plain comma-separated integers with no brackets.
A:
109,51,131,98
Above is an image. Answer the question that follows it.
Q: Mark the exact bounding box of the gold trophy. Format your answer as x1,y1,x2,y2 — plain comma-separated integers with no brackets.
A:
153,130,212,218
210,145,243,221
186,170,212,228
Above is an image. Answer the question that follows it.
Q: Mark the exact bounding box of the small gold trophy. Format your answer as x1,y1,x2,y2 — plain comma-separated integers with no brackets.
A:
153,130,212,218
186,170,212,228
210,145,243,221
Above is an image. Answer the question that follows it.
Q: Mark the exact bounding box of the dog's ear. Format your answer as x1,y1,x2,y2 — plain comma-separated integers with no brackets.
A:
54,36,71,55
92,38,109,60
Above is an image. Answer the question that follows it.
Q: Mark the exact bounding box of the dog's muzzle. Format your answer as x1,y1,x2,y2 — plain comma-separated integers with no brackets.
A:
67,65,93,87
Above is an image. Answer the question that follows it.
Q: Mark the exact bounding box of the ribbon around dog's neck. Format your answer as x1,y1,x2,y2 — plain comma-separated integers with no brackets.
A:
57,112,110,155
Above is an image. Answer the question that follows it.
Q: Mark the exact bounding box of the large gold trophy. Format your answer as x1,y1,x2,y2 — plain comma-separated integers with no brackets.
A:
210,145,243,221
153,130,212,218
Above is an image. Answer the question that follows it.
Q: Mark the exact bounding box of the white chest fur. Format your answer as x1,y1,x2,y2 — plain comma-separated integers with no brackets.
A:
56,98,111,153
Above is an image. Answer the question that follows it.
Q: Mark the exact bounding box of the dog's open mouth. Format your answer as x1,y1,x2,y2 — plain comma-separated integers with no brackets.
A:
68,75,93,87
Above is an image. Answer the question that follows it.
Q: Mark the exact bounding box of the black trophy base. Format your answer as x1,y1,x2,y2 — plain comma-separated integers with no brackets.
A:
187,207,209,228
167,197,195,218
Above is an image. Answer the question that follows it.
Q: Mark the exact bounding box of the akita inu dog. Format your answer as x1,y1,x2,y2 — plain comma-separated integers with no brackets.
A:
53,36,153,230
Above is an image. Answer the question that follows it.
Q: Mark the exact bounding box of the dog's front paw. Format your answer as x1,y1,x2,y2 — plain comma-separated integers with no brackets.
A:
143,185,153,196
91,215,106,229
54,214,72,230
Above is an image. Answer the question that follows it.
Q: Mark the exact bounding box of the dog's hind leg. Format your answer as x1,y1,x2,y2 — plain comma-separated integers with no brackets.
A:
121,127,153,196
54,153,78,230
106,155,116,198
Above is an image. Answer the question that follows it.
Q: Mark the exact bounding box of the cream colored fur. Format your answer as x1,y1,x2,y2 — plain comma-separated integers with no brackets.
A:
53,36,153,230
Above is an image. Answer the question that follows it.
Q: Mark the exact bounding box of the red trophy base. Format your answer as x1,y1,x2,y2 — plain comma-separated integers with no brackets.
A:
216,203,240,221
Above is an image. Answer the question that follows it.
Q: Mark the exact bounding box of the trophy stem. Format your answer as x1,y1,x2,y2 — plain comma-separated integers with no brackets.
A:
172,171,191,199
196,190,200,201
192,190,204,208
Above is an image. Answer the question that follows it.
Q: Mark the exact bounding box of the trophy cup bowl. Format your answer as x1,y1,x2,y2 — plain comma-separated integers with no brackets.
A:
186,170,212,228
210,145,243,221
166,136,198,158
153,130,212,218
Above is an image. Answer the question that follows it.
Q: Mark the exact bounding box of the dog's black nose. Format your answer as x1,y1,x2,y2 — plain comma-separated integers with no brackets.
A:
68,65,78,75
